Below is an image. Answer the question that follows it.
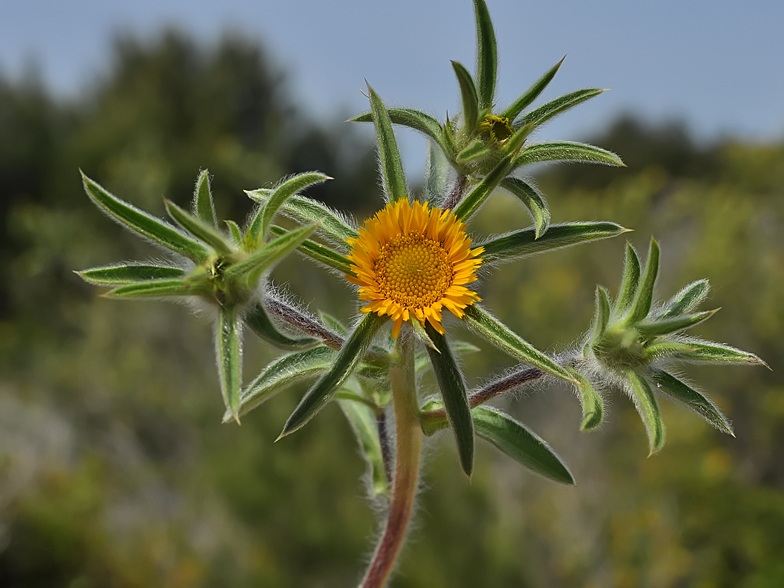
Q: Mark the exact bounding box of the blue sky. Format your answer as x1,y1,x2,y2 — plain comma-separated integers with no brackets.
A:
2,0,783,171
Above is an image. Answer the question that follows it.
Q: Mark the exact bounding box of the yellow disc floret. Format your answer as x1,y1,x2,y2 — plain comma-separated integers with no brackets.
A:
346,199,483,338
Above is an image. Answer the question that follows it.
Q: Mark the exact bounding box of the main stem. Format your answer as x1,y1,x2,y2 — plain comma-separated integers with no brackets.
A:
361,325,421,588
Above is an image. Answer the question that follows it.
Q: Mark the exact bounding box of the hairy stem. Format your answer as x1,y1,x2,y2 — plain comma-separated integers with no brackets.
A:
442,174,467,211
361,326,421,588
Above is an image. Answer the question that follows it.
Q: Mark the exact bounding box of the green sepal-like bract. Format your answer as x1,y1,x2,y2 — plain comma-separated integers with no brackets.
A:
77,264,186,285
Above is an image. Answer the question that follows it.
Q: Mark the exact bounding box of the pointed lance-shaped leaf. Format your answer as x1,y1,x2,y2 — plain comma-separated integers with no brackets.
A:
456,138,492,164
224,223,317,285
78,264,186,285
472,0,497,109
636,309,718,338
103,279,200,299
570,369,604,432
225,220,243,246
513,141,624,169
625,370,665,455
338,396,389,497
279,312,386,437
615,242,641,314
479,221,627,265
501,57,565,123
351,108,449,156
651,370,734,435
368,85,407,203
463,305,577,384
244,302,319,350
500,177,551,238
217,306,242,422
659,279,711,319
641,341,697,362
226,346,336,422
592,286,612,341
515,88,606,131
248,172,331,244
473,406,574,484
453,153,514,221
82,173,210,262
670,338,769,367
245,193,358,245
164,198,233,255
626,238,660,324
193,169,218,228
452,60,480,133
425,324,474,477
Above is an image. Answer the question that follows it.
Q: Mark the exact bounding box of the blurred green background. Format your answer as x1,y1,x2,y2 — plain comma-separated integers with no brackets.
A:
1,31,782,588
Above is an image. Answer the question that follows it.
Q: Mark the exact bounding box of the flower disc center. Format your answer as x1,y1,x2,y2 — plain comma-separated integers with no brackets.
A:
375,233,453,309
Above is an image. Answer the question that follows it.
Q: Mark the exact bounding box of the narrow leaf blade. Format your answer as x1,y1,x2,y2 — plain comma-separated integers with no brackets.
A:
636,310,717,337
652,370,733,435
269,225,353,274
224,223,317,283
104,279,198,298
194,169,217,228
516,88,605,131
78,264,185,285
164,198,233,254
501,57,565,122
217,306,242,422
82,173,210,262
453,153,513,220
672,339,768,367
499,177,551,238
615,242,641,313
626,238,660,323
452,60,480,132
479,221,627,265
473,0,497,109
592,286,612,341
426,324,474,477
368,86,407,202
280,313,386,437
569,369,604,432
625,371,665,455
514,141,624,168
463,305,576,384
244,302,319,350
473,406,574,484
352,108,448,155
659,279,710,319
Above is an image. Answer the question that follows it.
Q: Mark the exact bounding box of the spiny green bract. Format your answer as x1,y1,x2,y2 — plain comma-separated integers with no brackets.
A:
571,239,767,455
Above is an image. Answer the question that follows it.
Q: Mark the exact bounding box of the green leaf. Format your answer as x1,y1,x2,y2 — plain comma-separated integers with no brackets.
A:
103,279,200,298
352,108,449,156
651,370,734,435
164,198,233,255
570,370,604,432
516,88,606,131
227,346,336,421
245,193,358,245
636,310,717,337
244,302,319,350
225,220,243,246
479,221,627,265
368,85,407,203
452,60,480,132
78,264,186,285
672,339,769,367
473,406,574,484
82,173,210,262
338,396,388,496
279,313,386,437
217,306,242,422
624,371,665,455
268,225,352,274
463,305,576,384
193,169,217,228
425,324,474,477
500,57,565,122
659,279,710,319
641,341,696,362
224,223,317,284
472,0,497,109
248,172,331,244
452,154,513,220
513,141,624,168
499,177,550,238
592,286,612,341
425,139,452,205
456,138,492,164
626,238,660,324
615,242,641,314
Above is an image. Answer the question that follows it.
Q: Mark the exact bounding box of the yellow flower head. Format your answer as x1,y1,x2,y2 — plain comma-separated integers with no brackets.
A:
346,199,483,338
